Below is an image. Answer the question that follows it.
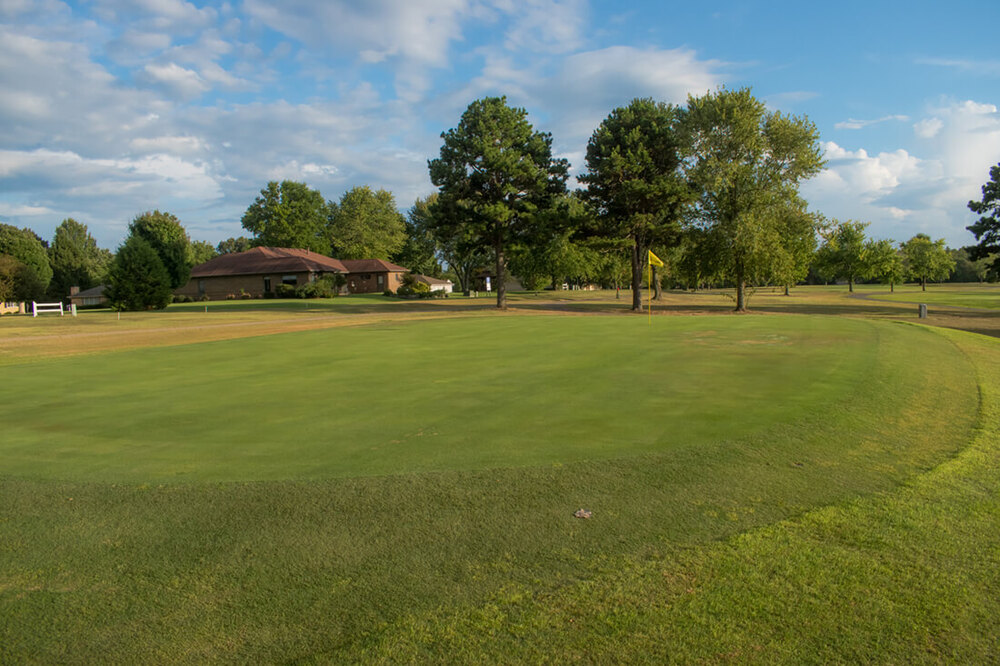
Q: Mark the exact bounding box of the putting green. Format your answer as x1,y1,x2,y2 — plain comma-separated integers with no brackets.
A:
0,314,973,482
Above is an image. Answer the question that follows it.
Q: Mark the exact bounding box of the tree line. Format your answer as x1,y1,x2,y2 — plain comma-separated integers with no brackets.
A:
2,87,998,311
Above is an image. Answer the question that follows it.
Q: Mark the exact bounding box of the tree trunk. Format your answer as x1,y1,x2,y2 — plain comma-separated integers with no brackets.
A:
735,280,748,312
495,227,506,310
848,277,854,293
890,282,894,293
630,241,642,312
652,265,662,300
921,277,926,291
784,283,790,296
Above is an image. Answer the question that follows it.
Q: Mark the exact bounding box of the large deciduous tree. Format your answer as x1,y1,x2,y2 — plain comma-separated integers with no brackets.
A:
579,98,692,311
241,180,330,255
105,236,173,310
429,96,568,310
329,186,407,260
47,218,110,298
0,223,52,300
685,88,825,311
901,233,955,290
967,162,1000,276
866,238,905,292
128,210,191,290
814,220,872,292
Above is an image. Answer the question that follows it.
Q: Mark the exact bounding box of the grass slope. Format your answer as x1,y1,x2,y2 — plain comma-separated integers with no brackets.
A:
2,315,908,482
0,315,987,662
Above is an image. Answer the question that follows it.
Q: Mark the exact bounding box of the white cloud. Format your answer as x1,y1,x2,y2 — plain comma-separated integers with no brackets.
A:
913,117,943,138
834,115,909,130
140,61,209,98
916,57,1000,77
243,0,469,66
502,0,587,55
804,99,1000,246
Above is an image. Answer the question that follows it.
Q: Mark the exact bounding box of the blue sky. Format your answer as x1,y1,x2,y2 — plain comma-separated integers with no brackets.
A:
1,0,998,250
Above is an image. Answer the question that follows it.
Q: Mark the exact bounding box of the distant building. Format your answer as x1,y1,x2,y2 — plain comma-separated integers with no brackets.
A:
68,285,108,308
414,274,453,294
174,247,410,300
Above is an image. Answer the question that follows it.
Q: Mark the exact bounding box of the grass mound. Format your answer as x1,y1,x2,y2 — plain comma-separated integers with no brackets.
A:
0,315,987,661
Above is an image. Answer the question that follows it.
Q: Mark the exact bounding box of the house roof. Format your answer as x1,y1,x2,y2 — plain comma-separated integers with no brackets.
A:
414,274,453,286
71,284,106,299
190,247,349,277
340,258,409,273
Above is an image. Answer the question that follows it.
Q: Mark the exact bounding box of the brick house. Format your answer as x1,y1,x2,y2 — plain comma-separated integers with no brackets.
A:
341,258,409,294
174,247,409,300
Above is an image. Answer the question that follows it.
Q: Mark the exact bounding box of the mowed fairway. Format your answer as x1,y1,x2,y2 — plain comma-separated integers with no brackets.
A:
0,312,995,662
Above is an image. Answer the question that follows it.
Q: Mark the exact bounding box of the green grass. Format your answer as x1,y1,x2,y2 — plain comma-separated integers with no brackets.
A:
0,314,993,662
0,315,955,482
867,283,1000,309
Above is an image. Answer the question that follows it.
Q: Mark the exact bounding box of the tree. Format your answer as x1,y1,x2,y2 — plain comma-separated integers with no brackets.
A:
47,218,110,298
427,195,489,295
128,211,191,290
393,195,443,277
948,247,992,283
579,98,693,311
814,220,871,292
901,234,955,290
216,236,252,254
105,236,173,310
771,204,818,295
330,186,407,260
685,88,825,311
866,239,905,292
0,223,52,300
967,162,1000,276
429,96,568,310
189,240,217,266
241,180,331,255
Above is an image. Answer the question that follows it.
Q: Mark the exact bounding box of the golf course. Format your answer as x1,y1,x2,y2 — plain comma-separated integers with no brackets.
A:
2,286,1000,662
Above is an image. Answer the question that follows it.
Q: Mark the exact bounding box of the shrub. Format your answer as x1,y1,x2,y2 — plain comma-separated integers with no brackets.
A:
275,283,297,298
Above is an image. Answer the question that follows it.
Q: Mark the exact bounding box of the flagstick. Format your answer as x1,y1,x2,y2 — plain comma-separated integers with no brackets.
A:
648,260,652,325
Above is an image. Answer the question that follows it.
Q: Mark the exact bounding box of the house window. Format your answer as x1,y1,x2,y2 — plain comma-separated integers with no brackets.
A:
263,277,272,292
198,279,206,296
361,274,371,280
282,275,298,286
377,274,385,289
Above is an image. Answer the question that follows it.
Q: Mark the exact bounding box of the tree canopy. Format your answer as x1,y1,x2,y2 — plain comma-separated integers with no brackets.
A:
329,186,407,260
815,220,872,292
128,210,191,290
105,235,173,310
216,237,252,255
685,87,825,311
241,180,331,255
579,98,692,311
393,195,443,277
48,218,110,299
901,233,955,290
429,96,568,309
0,223,52,300
967,162,1000,275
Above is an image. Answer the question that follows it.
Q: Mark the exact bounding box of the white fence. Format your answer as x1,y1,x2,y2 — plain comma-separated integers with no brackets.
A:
32,301,64,317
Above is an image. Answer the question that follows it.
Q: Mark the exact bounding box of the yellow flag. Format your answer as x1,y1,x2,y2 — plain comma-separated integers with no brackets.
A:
648,249,665,268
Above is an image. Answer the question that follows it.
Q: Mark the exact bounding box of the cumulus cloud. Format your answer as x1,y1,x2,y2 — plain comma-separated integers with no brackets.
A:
804,99,1000,246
